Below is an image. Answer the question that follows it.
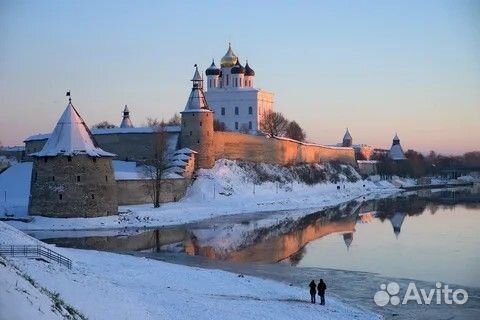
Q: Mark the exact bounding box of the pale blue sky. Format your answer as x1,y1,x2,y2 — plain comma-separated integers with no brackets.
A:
1,0,479,154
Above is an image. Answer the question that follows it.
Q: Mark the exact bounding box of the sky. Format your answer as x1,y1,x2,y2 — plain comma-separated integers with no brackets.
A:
0,0,479,155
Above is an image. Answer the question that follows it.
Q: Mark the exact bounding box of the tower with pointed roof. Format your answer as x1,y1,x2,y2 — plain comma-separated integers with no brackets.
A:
342,129,353,147
120,105,134,128
180,66,215,169
388,133,406,160
205,43,273,133
28,96,118,217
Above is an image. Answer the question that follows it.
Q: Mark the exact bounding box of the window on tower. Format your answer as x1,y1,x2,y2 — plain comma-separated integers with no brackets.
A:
235,122,239,130
248,106,253,115
221,107,225,115
226,75,229,86
249,121,252,130
235,107,239,115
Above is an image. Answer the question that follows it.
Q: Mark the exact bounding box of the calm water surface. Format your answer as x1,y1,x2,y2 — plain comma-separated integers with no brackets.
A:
39,187,480,288
296,203,480,287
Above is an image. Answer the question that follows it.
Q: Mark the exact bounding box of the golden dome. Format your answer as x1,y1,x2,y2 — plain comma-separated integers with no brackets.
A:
220,43,238,68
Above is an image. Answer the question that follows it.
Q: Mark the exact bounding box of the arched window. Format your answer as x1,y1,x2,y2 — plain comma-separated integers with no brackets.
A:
248,106,253,115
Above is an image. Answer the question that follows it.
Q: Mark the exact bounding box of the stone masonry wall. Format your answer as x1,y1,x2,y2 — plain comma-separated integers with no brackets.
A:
25,132,179,161
213,132,356,166
116,178,187,205
28,155,118,218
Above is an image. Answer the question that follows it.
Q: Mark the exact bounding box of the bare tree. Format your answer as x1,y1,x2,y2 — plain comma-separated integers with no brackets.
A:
285,121,306,141
145,117,163,128
214,119,226,132
143,121,170,208
259,110,289,137
166,113,181,126
92,121,117,129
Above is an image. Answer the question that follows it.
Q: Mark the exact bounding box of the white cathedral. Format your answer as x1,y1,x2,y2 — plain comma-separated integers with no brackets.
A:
205,44,274,133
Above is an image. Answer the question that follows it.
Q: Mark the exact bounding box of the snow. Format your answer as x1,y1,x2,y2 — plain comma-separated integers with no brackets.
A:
0,222,381,320
0,258,69,320
0,162,32,216
31,103,115,157
3,160,399,231
172,153,191,161
170,159,188,167
175,147,198,154
112,160,145,180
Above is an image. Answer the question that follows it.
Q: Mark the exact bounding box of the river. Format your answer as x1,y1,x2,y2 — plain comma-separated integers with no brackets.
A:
31,186,480,319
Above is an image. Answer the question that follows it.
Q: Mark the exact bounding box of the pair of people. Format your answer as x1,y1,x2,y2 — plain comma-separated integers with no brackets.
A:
308,279,327,305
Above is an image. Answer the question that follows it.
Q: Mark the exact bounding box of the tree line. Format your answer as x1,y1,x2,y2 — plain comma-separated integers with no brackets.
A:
375,150,480,178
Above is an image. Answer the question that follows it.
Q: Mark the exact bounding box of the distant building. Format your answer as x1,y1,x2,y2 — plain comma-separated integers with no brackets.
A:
0,146,26,162
120,105,134,128
205,44,274,133
337,129,375,161
388,133,406,160
342,129,352,147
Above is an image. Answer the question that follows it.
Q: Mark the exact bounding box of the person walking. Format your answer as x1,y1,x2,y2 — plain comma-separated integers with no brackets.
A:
317,279,327,305
309,280,316,304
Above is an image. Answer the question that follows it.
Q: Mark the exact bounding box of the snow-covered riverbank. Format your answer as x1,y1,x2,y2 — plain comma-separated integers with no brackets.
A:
0,221,381,320
1,160,400,231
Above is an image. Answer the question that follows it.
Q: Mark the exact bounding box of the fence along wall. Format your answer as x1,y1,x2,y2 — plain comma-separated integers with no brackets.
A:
213,132,356,165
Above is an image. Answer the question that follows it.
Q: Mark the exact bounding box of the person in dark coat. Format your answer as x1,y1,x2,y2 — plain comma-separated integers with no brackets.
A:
309,280,316,303
317,279,327,305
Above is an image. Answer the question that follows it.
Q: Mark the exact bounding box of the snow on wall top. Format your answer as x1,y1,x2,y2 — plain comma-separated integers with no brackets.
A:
31,103,115,157
24,126,181,142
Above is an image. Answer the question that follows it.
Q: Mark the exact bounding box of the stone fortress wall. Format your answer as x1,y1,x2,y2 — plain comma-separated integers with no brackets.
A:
24,130,180,162
116,178,187,205
213,132,356,166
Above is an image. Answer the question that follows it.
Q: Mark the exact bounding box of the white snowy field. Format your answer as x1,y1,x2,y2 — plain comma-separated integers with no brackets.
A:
0,160,400,231
0,222,381,320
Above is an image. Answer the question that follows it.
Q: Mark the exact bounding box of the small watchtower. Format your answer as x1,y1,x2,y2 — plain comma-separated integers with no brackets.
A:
28,94,118,218
120,105,134,128
342,128,353,147
180,65,215,169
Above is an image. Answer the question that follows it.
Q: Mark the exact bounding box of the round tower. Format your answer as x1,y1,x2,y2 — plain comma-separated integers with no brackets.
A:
28,96,118,218
180,65,215,169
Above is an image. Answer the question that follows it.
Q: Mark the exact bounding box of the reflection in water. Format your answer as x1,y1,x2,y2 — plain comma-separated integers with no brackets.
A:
40,187,480,287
